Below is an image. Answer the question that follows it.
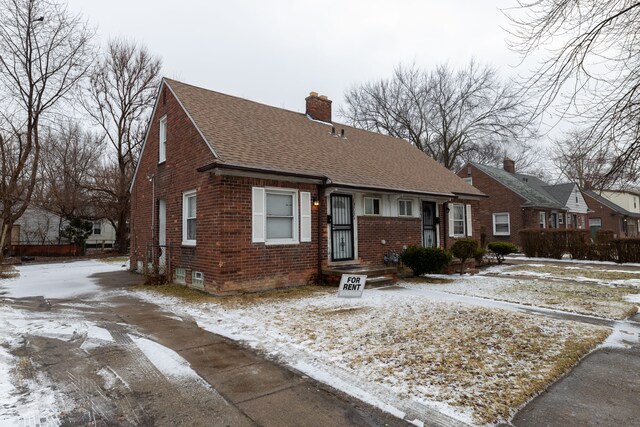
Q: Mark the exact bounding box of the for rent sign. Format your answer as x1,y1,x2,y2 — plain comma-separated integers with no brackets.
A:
337,274,367,298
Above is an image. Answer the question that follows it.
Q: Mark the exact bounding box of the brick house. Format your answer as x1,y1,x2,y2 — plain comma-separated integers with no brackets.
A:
583,189,640,239
458,160,589,247
129,79,483,294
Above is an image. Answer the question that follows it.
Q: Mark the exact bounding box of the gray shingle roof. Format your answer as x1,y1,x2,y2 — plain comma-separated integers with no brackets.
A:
471,163,564,209
542,182,577,206
165,78,484,198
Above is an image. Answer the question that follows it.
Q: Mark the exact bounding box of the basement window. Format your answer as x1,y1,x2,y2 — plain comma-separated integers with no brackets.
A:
192,271,204,289
175,268,186,284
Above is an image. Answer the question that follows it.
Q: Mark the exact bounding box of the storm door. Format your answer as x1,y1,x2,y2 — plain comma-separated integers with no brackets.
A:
330,194,354,261
422,201,437,248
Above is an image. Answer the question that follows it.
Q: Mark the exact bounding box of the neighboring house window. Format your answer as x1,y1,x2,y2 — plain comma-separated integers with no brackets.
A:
550,212,558,228
558,213,564,224
398,200,413,217
452,204,465,236
463,177,473,186
589,218,602,228
539,211,546,228
182,190,196,245
266,190,297,243
578,215,585,229
93,221,101,235
159,115,167,163
364,197,381,215
493,213,510,236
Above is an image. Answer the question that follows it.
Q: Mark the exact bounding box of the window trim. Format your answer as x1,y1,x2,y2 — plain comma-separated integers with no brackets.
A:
539,211,546,228
364,196,381,216
182,190,196,246
159,115,167,164
492,212,510,236
451,203,466,237
398,199,413,217
265,188,299,245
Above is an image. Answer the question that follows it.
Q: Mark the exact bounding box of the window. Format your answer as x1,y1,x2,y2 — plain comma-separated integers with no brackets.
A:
192,271,204,289
364,197,381,215
493,213,510,236
398,200,413,217
539,211,546,228
589,218,602,228
566,214,572,225
182,190,196,245
93,221,101,235
266,190,296,242
452,204,465,236
159,115,167,163
175,268,186,284
463,177,473,186
558,213,564,224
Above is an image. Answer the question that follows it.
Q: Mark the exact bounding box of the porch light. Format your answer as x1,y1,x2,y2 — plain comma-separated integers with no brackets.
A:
312,196,320,206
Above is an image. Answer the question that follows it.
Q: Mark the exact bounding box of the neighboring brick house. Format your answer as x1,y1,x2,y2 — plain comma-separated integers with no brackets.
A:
458,159,589,247
583,189,640,239
129,78,484,294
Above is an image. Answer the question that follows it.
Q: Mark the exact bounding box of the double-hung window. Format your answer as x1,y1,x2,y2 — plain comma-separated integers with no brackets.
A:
492,213,510,236
159,115,167,163
182,190,196,245
93,221,101,235
398,199,413,217
452,204,465,236
266,190,296,243
539,211,546,228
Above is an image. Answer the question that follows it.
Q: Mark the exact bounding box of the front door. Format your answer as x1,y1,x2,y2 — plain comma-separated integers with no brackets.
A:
422,201,437,248
330,194,354,261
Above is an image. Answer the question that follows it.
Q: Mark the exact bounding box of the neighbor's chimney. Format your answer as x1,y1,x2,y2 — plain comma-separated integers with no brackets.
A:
584,180,592,190
305,91,332,123
503,157,515,174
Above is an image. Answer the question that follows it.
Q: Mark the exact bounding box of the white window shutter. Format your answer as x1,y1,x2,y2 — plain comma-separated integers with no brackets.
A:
300,192,312,242
466,204,473,237
252,187,265,243
448,204,454,237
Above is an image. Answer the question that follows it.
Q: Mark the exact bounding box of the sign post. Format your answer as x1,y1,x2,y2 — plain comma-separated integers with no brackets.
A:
337,274,367,298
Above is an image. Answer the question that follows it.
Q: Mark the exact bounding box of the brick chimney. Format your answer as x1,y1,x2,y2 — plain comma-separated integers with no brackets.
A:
584,180,592,190
503,158,515,174
305,91,332,123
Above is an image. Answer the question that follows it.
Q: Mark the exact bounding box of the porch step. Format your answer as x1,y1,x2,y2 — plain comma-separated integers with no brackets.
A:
366,276,395,288
321,264,398,287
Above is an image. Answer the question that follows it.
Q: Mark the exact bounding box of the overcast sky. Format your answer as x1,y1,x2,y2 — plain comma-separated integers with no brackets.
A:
66,0,525,118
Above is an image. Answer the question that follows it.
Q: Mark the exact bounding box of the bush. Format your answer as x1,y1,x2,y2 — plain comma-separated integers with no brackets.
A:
615,238,640,263
566,230,590,260
519,229,589,259
451,239,479,275
487,242,519,264
474,248,486,264
594,230,616,261
400,245,452,276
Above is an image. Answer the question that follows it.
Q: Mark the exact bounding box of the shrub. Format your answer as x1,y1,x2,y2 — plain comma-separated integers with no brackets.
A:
474,248,486,264
451,239,479,275
400,245,452,276
487,242,519,264
594,230,616,262
566,229,590,260
615,238,640,263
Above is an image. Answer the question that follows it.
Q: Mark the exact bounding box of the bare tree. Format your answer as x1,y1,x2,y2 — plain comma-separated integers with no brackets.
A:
506,0,640,185
341,61,536,170
37,121,103,236
0,0,93,258
81,38,161,253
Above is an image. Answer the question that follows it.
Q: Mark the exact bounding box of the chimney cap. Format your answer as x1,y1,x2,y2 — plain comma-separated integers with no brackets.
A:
309,91,318,97
319,95,328,100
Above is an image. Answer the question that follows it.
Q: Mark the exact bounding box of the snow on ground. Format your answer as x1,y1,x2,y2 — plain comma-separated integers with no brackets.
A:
0,260,125,299
129,334,209,386
504,255,640,268
403,265,640,320
498,264,640,288
134,286,608,425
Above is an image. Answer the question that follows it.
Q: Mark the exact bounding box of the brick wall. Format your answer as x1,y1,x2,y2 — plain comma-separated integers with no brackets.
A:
583,192,623,238
458,165,529,247
357,216,421,264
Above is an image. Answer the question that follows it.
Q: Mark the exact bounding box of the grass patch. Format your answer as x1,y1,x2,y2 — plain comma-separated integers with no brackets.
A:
505,264,640,283
99,256,129,264
135,282,332,306
0,265,19,280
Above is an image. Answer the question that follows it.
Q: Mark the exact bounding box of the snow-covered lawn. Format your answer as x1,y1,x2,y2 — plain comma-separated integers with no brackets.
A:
405,264,640,320
134,284,609,425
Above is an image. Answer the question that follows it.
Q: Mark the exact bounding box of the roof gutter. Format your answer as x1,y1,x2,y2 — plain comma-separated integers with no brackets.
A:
197,162,328,182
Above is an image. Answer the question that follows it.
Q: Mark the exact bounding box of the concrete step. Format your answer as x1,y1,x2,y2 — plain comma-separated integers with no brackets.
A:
366,276,395,288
